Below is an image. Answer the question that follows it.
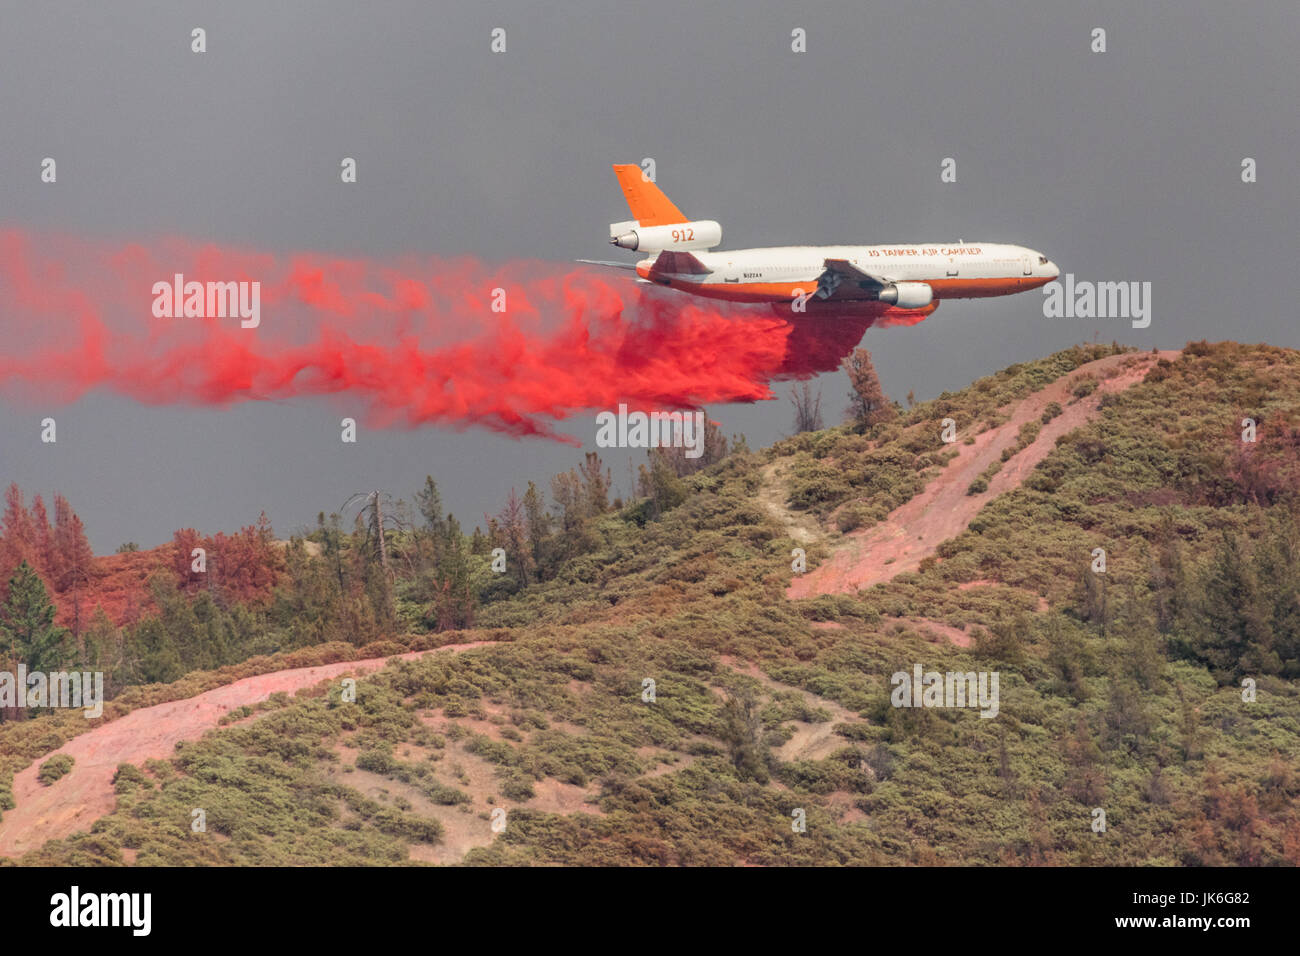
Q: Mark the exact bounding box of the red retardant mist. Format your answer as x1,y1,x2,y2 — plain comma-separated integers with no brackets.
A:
0,229,931,442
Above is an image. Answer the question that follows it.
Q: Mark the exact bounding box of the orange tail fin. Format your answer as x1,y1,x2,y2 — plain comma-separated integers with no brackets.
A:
612,164,688,226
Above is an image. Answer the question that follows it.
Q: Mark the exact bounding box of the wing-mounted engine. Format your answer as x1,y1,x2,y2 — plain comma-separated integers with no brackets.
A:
877,281,934,309
816,260,933,308
610,220,722,252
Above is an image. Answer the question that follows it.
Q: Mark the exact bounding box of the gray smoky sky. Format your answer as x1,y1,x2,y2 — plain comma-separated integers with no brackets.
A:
1,0,1296,552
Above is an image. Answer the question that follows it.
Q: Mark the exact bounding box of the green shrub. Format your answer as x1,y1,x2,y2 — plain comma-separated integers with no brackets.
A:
356,748,396,775
38,754,74,786
835,502,877,533
111,763,153,794
499,773,536,801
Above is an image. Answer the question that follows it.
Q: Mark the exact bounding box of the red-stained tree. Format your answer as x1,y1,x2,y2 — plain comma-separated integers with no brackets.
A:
172,528,205,595
844,348,897,427
51,494,93,591
176,513,280,606
0,484,38,591
31,495,53,577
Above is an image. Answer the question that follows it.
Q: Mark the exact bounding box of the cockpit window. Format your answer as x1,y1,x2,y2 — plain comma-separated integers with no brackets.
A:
1038,255,1049,264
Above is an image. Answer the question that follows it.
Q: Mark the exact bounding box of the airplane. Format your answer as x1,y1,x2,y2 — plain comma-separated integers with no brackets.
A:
579,164,1060,319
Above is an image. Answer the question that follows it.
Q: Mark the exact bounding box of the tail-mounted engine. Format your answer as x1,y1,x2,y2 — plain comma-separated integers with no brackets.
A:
609,219,722,252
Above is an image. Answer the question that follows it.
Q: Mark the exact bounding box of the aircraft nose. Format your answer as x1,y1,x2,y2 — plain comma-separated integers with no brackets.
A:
1046,260,1060,278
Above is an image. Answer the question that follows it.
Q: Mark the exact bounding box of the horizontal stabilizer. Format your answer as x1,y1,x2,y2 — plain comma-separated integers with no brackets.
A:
576,259,640,271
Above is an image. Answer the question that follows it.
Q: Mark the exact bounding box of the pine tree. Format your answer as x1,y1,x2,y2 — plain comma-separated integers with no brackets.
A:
719,690,769,783
1176,531,1274,681
637,450,687,519
82,607,124,697
0,560,68,675
317,511,347,591
974,613,1029,668
1115,583,1164,689
551,469,586,536
1074,564,1109,633
1043,614,1089,702
1063,715,1105,804
496,488,531,587
522,482,552,579
127,616,183,684
1151,515,1184,633
416,475,447,538
1254,510,1300,676
578,452,612,516
429,515,475,631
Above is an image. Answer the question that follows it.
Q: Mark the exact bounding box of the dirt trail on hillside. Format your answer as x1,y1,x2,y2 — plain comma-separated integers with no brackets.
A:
0,641,491,858
718,655,864,761
787,351,1178,599
759,462,822,544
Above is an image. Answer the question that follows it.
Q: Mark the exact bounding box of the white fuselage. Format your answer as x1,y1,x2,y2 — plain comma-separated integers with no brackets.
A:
637,242,1060,304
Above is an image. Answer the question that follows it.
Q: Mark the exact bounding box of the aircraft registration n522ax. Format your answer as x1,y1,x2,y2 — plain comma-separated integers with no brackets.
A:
579,164,1060,319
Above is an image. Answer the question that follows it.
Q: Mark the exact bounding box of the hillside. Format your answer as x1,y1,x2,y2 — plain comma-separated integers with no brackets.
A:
3,340,1299,866
785,349,1180,596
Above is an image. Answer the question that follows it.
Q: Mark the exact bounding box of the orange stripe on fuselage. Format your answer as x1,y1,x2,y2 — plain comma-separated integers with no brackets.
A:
928,275,1057,298
635,270,1055,302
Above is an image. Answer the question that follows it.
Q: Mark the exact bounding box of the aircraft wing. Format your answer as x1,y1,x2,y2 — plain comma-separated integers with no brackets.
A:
816,258,894,300
576,259,640,271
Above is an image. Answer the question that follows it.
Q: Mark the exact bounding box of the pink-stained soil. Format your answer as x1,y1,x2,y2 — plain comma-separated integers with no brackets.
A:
787,351,1178,599
891,617,975,648
0,641,492,858
955,579,1050,611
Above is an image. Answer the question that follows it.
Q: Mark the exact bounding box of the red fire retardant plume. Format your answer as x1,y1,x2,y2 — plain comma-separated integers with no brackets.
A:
0,229,929,442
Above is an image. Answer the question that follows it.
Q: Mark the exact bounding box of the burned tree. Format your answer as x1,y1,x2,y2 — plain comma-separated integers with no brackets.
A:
844,347,897,427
